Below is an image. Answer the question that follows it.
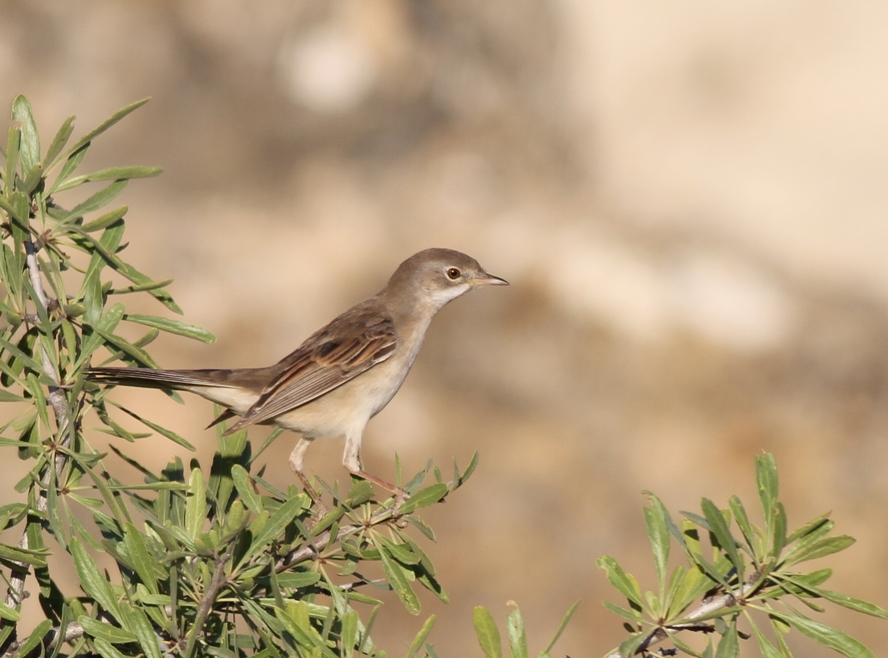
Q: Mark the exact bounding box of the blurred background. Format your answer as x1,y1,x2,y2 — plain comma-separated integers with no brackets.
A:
3,1,888,655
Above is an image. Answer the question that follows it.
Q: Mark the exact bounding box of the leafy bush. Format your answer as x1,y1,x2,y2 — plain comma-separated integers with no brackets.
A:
0,95,488,658
597,454,887,657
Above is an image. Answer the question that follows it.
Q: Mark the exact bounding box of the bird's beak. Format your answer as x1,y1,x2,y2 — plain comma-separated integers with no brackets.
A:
474,271,510,286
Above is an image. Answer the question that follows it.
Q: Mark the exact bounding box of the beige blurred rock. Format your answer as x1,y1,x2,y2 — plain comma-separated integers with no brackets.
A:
2,2,888,654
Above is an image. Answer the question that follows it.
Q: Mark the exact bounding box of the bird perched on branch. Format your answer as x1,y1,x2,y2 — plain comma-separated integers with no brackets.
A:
87,248,508,500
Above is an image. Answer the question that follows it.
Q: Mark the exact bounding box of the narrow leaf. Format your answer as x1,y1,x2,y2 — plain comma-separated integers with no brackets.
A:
125,314,215,344
473,607,502,658
78,616,137,644
185,468,206,540
43,115,75,168
11,95,40,172
404,614,436,658
643,492,671,590
701,499,743,582
771,610,873,658
505,603,528,658
71,537,121,618
596,556,643,607
399,483,449,514
243,495,303,562
377,541,421,615
231,464,263,514
65,98,150,157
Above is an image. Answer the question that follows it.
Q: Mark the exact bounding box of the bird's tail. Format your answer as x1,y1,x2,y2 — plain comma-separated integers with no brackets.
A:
86,367,231,390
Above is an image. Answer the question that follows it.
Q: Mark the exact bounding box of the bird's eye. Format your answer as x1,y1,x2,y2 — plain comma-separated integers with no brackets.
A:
445,267,461,280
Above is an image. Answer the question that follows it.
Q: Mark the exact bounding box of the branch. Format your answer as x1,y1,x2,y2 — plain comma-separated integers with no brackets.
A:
0,621,83,658
276,501,403,572
605,576,761,658
3,238,75,610
181,545,233,658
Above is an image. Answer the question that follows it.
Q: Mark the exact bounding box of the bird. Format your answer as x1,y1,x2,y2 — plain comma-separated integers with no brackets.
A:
86,248,508,500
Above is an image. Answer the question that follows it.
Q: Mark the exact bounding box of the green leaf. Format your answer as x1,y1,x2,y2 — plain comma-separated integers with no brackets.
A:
43,115,75,168
123,523,159,594
124,314,215,344
78,616,137,644
399,483,449,514
457,450,479,488
80,206,127,233
0,599,20,621
602,600,640,623
770,610,873,658
0,543,48,566
341,608,359,658
377,539,421,615
473,607,502,658
11,95,40,173
52,142,88,192
728,495,757,555
404,614,436,658
505,603,528,658
701,499,743,583
243,494,303,562
71,537,121,619
714,620,739,658
93,637,130,658
65,98,150,158
747,617,784,658
231,464,263,514
786,514,831,545
94,328,158,367
756,453,779,533
815,588,888,619
5,127,20,194
11,619,52,657
62,179,128,216
275,571,321,589
55,166,162,191
109,402,195,450
616,632,648,658
643,492,671,591
0,389,25,402
110,278,175,295
782,535,856,566
0,334,45,374
771,501,787,558
127,604,163,658
185,467,206,540
668,566,714,620
22,161,43,193
379,536,421,566
596,556,643,607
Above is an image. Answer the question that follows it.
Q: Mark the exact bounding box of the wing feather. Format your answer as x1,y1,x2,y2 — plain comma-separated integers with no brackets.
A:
225,301,397,432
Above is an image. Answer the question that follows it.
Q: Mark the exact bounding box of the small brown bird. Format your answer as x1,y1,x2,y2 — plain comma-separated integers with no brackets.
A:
87,248,508,498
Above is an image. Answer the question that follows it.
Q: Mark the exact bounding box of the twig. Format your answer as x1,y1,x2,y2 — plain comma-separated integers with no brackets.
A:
0,621,83,658
605,578,760,658
181,545,233,658
3,238,74,611
276,502,402,572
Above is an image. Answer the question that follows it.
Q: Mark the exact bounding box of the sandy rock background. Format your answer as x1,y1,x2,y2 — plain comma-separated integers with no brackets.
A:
2,1,888,655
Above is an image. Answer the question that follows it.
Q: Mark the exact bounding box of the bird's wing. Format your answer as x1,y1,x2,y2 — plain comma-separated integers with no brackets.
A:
226,302,397,432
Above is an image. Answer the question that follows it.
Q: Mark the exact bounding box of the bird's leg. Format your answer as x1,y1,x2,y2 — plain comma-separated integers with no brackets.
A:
289,438,325,514
342,433,408,510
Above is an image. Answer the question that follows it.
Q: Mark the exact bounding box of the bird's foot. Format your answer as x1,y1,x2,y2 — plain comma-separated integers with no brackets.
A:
295,470,328,518
351,469,408,515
